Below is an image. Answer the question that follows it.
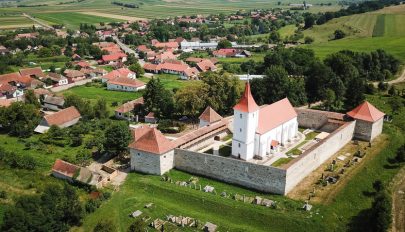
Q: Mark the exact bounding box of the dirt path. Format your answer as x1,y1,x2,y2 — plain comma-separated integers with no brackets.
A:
391,166,405,232
373,67,405,87
22,13,54,30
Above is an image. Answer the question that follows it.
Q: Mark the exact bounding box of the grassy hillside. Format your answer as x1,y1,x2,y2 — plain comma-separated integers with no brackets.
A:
305,4,405,62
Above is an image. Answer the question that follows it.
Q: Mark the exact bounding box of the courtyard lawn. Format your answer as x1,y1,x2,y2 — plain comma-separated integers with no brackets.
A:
76,170,327,232
217,52,266,64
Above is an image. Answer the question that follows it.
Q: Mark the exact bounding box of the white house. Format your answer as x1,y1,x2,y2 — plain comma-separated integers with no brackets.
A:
231,83,298,160
107,77,145,92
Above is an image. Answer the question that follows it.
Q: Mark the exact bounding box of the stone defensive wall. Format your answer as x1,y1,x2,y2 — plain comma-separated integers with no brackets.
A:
173,110,356,195
283,121,356,194
295,108,346,132
174,149,287,195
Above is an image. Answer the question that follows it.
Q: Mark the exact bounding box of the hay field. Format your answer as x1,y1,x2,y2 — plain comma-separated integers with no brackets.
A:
32,12,123,28
0,15,37,29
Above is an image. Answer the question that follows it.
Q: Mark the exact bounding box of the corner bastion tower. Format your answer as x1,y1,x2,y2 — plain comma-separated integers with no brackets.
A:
232,82,260,160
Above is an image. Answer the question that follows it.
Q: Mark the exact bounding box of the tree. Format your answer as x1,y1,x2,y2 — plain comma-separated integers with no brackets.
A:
65,94,94,119
268,31,281,44
0,102,41,137
104,121,131,154
344,76,365,110
93,220,115,232
370,191,392,232
1,184,83,232
334,29,346,40
388,85,396,96
200,72,242,115
217,39,232,49
129,63,145,76
304,14,316,29
388,96,403,114
174,83,208,118
143,78,174,119
304,36,314,44
93,98,109,119
395,144,405,163
24,89,40,108
127,219,146,232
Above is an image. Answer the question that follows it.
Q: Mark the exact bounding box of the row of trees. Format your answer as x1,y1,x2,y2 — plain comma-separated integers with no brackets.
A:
241,47,400,111
142,72,242,120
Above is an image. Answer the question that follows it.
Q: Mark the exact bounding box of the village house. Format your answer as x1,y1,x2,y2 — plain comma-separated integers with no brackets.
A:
107,77,145,92
101,53,127,65
102,68,136,83
46,72,69,86
34,106,81,133
51,159,117,189
114,97,144,121
181,67,200,80
19,67,45,79
151,40,179,50
0,99,14,108
213,48,238,58
144,112,158,124
42,95,65,111
64,69,86,82
196,59,217,72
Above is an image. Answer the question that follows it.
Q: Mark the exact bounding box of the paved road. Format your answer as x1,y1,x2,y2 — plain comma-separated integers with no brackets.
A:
22,13,54,30
113,36,145,66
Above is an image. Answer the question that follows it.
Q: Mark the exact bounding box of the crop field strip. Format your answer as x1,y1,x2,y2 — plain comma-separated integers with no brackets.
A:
372,14,385,37
32,12,124,28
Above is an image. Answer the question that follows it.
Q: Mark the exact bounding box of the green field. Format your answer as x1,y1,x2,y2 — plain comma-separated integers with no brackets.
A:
0,0,342,21
305,4,405,62
0,15,36,29
32,12,123,28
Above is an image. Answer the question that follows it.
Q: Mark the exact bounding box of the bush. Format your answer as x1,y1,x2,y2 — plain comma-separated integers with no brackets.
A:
85,199,101,213
0,148,36,170
0,190,7,199
93,220,116,232
395,144,405,163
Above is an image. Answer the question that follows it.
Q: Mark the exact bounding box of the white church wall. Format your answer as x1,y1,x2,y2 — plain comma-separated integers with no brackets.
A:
232,109,258,160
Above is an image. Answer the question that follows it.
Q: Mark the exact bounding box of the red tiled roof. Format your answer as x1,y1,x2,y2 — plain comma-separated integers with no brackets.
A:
143,63,161,72
234,82,259,113
104,68,135,80
183,67,199,78
185,57,204,63
75,61,90,67
154,41,179,49
19,67,44,77
102,53,127,62
115,97,144,113
159,62,189,72
346,101,385,122
256,98,297,134
108,77,145,88
64,69,85,78
199,106,222,123
130,125,152,142
52,159,79,178
0,72,22,83
44,106,81,126
0,99,13,107
213,48,237,57
196,59,216,72
128,128,173,154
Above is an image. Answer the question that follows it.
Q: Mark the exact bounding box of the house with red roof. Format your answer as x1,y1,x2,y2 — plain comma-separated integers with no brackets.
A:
213,48,237,58
232,82,298,160
346,101,385,141
34,106,82,133
19,67,45,79
180,67,199,80
101,53,127,64
129,127,175,175
107,77,145,92
115,97,144,121
102,68,136,83
196,59,217,72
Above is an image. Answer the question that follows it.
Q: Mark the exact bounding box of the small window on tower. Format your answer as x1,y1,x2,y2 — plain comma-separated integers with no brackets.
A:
240,114,242,119
240,128,242,132
238,143,241,148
